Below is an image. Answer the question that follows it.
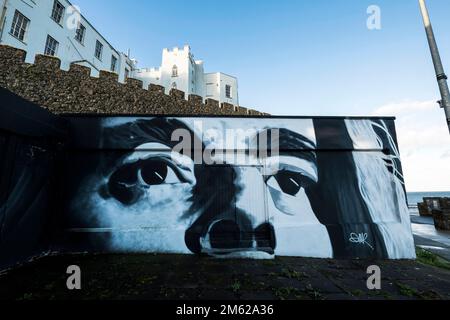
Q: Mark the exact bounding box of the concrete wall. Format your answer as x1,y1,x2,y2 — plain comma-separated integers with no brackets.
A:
0,44,265,115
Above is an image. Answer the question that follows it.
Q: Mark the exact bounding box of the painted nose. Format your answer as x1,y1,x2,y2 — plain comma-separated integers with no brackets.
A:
209,220,241,249
254,223,276,251
208,219,276,254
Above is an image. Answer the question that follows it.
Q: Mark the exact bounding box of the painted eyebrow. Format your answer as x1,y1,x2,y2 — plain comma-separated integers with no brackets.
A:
250,128,317,167
125,152,193,173
252,128,316,151
264,155,318,182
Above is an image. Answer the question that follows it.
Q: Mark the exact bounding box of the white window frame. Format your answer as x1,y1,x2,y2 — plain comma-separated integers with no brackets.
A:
225,85,232,98
95,40,103,60
111,55,118,72
44,35,59,56
10,10,30,42
172,65,178,77
51,0,65,25
75,23,86,44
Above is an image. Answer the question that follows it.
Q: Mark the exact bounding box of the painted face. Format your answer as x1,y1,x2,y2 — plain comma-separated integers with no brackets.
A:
184,126,332,258
62,117,416,260
71,118,332,258
78,143,197,253
263,155,332,257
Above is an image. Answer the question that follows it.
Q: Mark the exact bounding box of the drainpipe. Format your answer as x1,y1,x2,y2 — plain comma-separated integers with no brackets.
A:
419,0,450,134
0,0,8,43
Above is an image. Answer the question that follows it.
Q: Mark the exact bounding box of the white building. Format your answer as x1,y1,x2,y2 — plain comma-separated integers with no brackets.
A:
0,1,239,104
0,0,135,82
134,45,239,105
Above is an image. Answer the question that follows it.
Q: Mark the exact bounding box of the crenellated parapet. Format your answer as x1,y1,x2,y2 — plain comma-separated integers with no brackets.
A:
0,45,269,116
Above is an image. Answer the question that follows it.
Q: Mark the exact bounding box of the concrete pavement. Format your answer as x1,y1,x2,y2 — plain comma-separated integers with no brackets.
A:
410,208,450,260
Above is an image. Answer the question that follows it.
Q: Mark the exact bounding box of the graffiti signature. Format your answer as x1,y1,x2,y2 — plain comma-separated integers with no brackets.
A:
349,233,374,251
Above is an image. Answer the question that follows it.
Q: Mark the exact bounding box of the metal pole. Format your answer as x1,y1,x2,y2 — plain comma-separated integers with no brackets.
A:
418,0,450,134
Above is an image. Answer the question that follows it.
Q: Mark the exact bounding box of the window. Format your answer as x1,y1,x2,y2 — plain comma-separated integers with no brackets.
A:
172,82,177,89
75,23,86,44
51,0,65,25
10,10,30,41
172,65,178,77
111,55,118,72
225,85,232,98
125,68,129,79
44,35,59,56
95,40,103,60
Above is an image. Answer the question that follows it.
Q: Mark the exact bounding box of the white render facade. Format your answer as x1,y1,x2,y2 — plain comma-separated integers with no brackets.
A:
0,0,239,104
0,0,135,82
134,45,239,105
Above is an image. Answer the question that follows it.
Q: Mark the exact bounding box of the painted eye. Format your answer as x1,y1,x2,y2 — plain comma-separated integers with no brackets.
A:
138,159,180,185
139,160,167,185
107,159,184,205
108,163,141,205
266,170,310,196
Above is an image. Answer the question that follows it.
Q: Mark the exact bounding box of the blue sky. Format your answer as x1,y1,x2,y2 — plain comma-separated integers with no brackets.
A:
73,0,450,191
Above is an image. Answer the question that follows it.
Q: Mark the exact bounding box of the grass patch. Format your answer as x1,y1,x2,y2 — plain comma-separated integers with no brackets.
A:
350,289,365,297
280,268,307,281
396,282,417,297
262,260,276,266
305,284,324,300
416,247,450,271
273,287,303,300
396,282,442,300
229,280,241,294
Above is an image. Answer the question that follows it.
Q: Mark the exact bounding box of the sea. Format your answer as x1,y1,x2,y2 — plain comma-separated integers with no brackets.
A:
407,191,450,207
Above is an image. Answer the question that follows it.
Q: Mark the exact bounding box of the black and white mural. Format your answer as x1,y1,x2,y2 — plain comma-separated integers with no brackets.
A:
61,116,416,259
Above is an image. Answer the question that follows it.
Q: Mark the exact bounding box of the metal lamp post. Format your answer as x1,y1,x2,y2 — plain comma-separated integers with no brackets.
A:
419,0,450,134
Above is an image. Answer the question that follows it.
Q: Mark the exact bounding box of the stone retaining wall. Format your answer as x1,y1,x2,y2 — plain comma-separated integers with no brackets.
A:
0,45,267,116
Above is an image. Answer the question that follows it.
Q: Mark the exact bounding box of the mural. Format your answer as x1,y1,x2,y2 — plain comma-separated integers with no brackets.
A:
61,116,416,259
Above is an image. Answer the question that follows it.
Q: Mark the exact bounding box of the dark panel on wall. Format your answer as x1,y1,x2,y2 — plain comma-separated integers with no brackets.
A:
0,88,66,270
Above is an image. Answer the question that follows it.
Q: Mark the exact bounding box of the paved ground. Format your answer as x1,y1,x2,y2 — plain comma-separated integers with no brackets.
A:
410,209,450,260
0,210,449,301
0,252,449,300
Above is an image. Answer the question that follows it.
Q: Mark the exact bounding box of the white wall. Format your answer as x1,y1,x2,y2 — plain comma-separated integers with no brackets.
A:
160,45,191,94
205,73,219,101
205,72,239,105
134,45,239,105
0,0,134,82
134,67,161,90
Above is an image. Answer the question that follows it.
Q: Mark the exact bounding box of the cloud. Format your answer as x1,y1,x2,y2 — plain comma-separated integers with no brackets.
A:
371,100,450,192
372,100,436,116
